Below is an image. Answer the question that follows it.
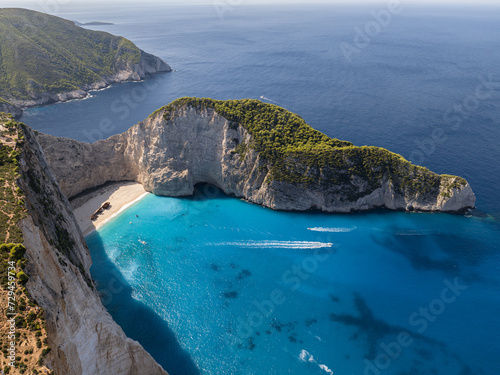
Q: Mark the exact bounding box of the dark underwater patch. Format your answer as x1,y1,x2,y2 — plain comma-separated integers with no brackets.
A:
236,269,252,280
329,294,340,303
222,291,238,299
305,318,317,327
209,263,220,271
329,293,444,360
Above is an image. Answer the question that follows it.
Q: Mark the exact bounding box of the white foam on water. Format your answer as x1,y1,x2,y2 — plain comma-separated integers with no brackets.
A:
209,241,334,249
299,349,314,362
307,227,356,233
121,262,139,281
319,364,334,374
89,85,113,93
299,350,333,374
106,246,121,262
395,231,426,236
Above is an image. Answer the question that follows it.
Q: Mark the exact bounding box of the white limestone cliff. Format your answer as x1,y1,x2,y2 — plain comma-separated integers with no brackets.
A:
19,125,168,375
37,105,476,213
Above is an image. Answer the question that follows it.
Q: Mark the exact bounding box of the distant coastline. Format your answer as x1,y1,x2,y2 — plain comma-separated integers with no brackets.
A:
74,21,114,26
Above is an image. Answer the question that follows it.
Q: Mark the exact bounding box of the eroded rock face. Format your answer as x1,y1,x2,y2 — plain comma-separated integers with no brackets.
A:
37,105,475,213
19,126,168,375
0,102,22,118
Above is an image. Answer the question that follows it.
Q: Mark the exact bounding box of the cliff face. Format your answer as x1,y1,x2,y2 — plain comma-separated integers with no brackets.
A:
19,126,168,375
0,101,23,118
37,104,476,213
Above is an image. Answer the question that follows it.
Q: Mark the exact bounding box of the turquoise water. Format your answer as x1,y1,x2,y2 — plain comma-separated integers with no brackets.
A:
87,186,500,375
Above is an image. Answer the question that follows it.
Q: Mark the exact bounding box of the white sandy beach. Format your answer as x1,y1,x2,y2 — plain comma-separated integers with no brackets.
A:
71,181,149,236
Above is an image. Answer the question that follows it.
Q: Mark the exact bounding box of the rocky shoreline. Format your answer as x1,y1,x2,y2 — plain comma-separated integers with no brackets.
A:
5,50,171,118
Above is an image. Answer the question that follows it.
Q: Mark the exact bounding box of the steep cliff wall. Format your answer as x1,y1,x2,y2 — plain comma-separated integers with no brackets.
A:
18,125,168,375
37,99,476,213
0,100,22,118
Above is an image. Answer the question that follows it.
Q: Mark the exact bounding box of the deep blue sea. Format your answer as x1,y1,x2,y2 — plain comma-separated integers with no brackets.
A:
17,2,500,374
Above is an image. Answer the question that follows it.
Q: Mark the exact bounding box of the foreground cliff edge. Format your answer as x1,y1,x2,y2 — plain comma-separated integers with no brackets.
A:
0,8,172,117
39,97,475,213
0,115,168,374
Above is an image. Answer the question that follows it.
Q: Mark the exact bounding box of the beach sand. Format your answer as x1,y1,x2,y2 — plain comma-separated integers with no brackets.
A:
71,181,149,236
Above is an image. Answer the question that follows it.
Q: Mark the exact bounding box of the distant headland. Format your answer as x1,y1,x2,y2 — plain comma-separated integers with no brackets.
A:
73,21,115,26
0,8,170,117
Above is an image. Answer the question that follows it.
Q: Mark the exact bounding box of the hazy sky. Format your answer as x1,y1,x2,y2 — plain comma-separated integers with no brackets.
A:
2,0,500,4
0,0,498,14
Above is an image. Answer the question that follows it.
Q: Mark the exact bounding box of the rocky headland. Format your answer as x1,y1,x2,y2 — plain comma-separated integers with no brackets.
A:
0,8,171,117
38,98,476,213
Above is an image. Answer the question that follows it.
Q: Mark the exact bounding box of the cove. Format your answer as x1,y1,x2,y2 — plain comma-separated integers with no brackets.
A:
86,185,500,375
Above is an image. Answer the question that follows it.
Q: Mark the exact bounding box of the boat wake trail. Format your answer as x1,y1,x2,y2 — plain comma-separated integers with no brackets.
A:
307,227,356,233
208,241,334,249
260,95,280,104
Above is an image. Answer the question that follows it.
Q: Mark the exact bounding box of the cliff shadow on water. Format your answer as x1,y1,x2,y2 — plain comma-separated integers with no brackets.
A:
86,233,201,375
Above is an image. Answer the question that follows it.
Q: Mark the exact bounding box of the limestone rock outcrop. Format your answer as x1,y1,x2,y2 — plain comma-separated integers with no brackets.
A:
0,101,22,118
37,104,476,213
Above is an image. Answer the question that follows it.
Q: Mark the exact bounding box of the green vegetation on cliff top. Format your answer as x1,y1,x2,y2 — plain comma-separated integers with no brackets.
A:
0,113,53,374
0,8,142,102
0,113,26,243
155,98,467,199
